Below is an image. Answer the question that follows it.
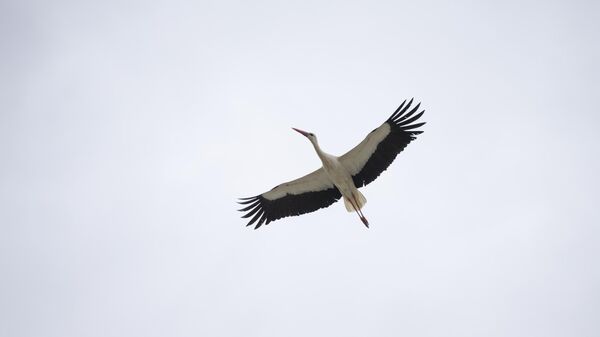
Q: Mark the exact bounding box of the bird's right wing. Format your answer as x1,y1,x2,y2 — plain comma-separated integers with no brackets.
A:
339,99,425,188
238,168,342,229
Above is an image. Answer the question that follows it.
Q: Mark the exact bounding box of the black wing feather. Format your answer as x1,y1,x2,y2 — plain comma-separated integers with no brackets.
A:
238,188,342,229
352,99,425,187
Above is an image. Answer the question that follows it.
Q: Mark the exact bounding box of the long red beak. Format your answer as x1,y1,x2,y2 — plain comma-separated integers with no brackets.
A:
292,128,310,137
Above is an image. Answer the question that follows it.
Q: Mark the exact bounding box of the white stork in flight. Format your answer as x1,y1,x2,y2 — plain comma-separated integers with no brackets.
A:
238,98,425,229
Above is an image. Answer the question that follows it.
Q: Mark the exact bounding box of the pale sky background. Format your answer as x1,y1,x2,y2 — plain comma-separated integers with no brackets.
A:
1,0,599,336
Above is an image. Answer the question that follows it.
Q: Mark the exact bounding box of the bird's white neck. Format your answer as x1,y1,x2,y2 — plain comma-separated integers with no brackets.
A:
310,139,330,163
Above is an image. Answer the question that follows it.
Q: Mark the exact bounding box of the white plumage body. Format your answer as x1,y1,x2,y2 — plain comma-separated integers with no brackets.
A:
312,145,367,212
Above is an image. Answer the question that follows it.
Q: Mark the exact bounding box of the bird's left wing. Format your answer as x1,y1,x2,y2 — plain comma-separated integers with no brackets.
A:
340,99,425,188
238,168,342,229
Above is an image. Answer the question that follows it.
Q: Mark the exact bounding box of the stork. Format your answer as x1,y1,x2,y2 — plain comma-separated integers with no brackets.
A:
238,98,425,229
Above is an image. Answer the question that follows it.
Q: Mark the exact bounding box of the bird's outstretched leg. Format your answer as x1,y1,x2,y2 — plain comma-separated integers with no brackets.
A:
358,208,369,228
359,213,370,228
359,210,369,228
349,198,369,228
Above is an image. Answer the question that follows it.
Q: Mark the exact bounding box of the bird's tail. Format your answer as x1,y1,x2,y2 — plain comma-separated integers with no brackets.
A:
343,190,367,212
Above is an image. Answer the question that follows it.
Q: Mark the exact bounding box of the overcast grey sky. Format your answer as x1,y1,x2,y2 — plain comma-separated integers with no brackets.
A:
1,0,599,336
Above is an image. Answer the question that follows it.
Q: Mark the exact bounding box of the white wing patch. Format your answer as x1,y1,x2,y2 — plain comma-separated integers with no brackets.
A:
339,123,391,176
262,168,335,200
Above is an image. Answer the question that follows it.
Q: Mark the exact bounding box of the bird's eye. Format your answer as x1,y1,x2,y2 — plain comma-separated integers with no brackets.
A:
309,133,314,137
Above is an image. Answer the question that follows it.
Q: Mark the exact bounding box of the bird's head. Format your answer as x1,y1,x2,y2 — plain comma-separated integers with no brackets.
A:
292,128,318,144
